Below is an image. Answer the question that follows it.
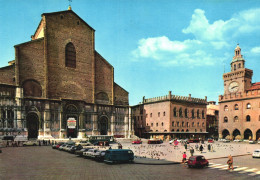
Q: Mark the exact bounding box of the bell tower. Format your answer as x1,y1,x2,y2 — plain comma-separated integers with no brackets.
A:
223,45,253,95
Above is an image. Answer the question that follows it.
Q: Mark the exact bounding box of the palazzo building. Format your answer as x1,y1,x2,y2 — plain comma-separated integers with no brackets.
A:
219,45,260,141
132,91,207,140
0,7,134,139
206,101,219,139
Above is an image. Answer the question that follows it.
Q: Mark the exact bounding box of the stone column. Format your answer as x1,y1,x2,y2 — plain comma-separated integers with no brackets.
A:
124,115,128,138
253,133,256,141
111,114,115,136
92,105,98,135
43,102,50,137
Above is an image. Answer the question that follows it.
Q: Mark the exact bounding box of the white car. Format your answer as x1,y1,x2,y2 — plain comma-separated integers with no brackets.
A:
223,139,230,143
23,141,38,146
234,139,242,142
83,148,98,158
252,149,260,158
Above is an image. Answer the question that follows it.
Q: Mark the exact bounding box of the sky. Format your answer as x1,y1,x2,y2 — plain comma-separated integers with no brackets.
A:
0,0,260,106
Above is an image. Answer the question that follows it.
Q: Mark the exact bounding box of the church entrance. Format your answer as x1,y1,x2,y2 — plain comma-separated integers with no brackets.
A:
66,116,78,138
99,116,108,135
27,113,39,139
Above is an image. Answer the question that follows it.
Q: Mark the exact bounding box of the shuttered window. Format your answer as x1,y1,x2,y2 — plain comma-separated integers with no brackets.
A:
65,43,76,68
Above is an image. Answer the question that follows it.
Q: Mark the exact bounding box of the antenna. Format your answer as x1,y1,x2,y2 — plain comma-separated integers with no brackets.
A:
69,0,72,6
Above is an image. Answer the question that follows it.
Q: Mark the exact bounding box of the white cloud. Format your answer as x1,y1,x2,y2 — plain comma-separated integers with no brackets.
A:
132,8,260,67
251,46,260,54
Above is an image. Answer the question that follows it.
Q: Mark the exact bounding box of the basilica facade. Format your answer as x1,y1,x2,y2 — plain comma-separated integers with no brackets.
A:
0,8,133,139
219,45,260,141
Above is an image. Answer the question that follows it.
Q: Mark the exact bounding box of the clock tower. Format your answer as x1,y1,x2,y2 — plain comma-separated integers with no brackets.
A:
223,44,253,95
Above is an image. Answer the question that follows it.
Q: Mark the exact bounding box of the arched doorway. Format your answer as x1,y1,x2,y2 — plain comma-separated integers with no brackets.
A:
244,129,253,140
222,129,230,139
256,129,260,141
65,104,79,138
99,116,108,135
27,113,39,139
232,129,241,140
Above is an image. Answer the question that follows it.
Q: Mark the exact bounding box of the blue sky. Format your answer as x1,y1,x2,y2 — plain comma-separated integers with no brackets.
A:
0,0,260,105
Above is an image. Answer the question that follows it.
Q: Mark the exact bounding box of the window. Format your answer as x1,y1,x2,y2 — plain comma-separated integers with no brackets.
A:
234,64,236,71
224,105,228,111
173,107,177,117
185,109,188,118
234,104,239,110
192,109,195,119
238,63,241,68
197,122,199,127
65,42,76,68
224,117,228,123
187,122,189,127
192,122,195,127
182,122,184,127
202,110,205,119
171,129,174,132
202,122,204,127
246,103,251,109
163,112,166,116
197,110,200,118
234,116,239,122
151,123,153,127
246,115,250,122
150,113,152,117
179,108,183,117
161,122,164,126
177,122,179,127
156,123,158,126
172,121,174,127
158,112,160,117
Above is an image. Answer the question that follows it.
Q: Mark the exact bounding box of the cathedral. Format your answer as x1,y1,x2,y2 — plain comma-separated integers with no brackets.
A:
219,45,260,141
0,7,134,139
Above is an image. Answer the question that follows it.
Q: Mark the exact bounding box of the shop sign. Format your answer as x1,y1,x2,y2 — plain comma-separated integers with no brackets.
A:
67,118,76,129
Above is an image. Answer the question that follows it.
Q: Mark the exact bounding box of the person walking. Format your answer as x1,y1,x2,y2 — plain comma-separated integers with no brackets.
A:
182,152,187,163
184,143,188,151
195,143,199,151
208,144,211,152
199,144,203,153
227,154,234,170
210,144,213,152
190,147,194,156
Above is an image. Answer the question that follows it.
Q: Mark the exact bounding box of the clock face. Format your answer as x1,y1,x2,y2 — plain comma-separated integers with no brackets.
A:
228,81,239,93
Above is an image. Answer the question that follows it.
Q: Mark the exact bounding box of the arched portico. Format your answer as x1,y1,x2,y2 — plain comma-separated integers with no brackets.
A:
256,129,260,141
232,129,241,140
222,129,230,139
244,129,253,140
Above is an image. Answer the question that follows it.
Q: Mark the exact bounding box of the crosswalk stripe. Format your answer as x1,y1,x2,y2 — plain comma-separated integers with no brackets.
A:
255,171,260,174
243,168,258,172
233,167,248,171
212,165,228,169
208,164,222,167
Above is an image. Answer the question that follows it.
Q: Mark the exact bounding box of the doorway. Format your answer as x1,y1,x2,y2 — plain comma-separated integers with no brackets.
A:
99,116,108,135
27,113,39,139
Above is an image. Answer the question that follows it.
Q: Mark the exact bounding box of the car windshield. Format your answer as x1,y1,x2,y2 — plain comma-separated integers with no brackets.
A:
254,150,260,153
196,156,205,160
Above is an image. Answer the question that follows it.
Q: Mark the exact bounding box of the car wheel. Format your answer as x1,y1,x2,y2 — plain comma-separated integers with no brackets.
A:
33,144,36,146
23,144,26,146
188,165,192,168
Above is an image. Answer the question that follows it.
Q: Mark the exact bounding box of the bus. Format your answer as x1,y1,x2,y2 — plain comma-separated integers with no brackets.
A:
87,135,114,144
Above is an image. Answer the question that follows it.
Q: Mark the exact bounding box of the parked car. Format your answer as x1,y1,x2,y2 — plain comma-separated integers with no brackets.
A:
132,140,142,144
187,155,209,168
83,148,98,158
58,144,68,151
249,140,257,144
223,139,230,143
75,148,91,157
94,150,107,161
64,145,73,152
23,141,38,146
69,145,83,154
207,139,214,143
104,149,134,163
148,139,163,144
233,139,243,142
52,142,65,149
75,141,92,146
258,141,260,144
253,149,260,158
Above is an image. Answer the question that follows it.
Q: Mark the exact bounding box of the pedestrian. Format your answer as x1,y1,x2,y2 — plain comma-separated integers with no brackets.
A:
184,143,187,151
190,147,194,156
208,144,211,152
195,143,199,151
48,139,51,146
182,152,187,163
210,144,213,152
39,140,41,146
227,154,234,170
199,144,203,153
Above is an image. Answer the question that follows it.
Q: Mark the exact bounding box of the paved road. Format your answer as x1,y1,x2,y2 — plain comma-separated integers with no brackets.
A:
0,146,259,180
